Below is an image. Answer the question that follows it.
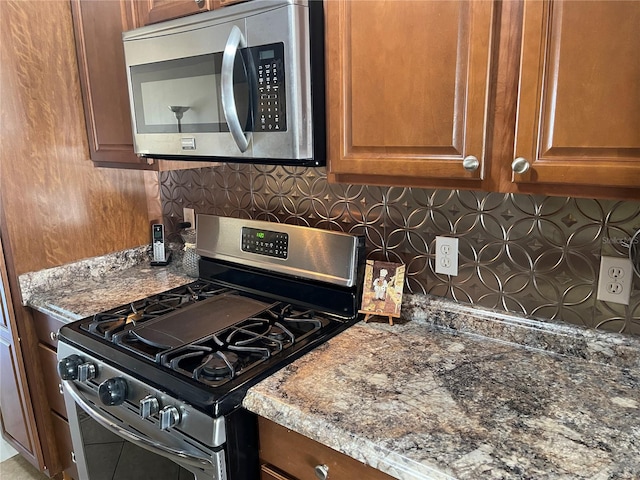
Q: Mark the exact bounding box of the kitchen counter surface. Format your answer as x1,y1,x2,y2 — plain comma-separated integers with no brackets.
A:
19,249,640,479
243,296,640,480
19,245,193,322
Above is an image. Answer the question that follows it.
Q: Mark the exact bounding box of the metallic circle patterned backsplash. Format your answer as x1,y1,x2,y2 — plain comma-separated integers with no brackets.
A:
160,164,640,336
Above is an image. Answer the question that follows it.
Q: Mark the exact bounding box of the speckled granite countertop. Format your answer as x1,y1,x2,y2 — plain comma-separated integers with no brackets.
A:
243,296,640,480
19,250,640,479
19,245,193,322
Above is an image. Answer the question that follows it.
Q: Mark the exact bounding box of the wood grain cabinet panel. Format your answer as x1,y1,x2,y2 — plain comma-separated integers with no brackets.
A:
135,0,247,26
327,0,495,188
258,417,394,480
513,0,640,189
70,0,152,169
0,233,39,465
51,411,78,480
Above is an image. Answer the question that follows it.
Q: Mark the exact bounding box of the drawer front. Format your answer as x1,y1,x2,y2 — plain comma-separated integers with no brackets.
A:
258,417,393,480
32,310,65,349
51,411,78,480
38,343,66,418
261,464,296,480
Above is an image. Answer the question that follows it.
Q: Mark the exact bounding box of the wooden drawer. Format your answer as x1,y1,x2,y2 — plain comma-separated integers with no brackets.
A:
258,417,393,480
261,464,296,480
38,343,66,418
32,310,65,349
51,411,78,480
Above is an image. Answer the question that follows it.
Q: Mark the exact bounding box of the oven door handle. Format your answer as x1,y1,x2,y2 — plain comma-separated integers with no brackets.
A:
221,25,251,153
62,380,214,469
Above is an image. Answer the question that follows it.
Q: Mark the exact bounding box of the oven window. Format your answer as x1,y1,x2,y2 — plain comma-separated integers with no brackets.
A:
129,52,250,134
77,412,196,480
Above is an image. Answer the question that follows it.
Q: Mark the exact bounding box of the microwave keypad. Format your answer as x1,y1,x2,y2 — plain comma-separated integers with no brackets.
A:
256,46,286,132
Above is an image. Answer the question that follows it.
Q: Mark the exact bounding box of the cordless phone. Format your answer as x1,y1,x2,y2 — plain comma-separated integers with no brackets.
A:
151,224,170,266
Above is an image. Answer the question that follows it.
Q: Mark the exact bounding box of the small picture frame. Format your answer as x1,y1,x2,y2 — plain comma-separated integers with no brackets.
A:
359,260,406,325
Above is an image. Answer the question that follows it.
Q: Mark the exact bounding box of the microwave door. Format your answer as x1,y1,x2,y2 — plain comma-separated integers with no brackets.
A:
126,23,252,158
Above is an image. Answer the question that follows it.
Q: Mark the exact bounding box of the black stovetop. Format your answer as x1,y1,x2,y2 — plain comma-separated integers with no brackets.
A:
58,277,356,416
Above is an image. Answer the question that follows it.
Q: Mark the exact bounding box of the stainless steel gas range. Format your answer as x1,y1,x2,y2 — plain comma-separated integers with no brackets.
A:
56,215,365,480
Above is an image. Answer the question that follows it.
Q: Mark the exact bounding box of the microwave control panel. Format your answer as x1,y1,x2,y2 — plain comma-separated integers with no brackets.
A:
253,43,286,132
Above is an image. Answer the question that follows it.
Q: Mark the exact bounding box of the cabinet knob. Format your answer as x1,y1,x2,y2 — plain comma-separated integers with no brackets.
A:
512,157,530,174
195,0,205,7
314,464,329,480
50,331,58,342
462,155,479,172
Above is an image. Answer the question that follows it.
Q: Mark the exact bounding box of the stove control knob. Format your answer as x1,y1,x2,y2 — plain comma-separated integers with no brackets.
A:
139,396,160,419
58,355,83,380
98,377,128,406
77,362,97,382
159,406,180,430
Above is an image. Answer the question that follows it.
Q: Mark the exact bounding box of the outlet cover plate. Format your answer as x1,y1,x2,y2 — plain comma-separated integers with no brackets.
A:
183,208,195,229
597,256,633,305
435,236,459,276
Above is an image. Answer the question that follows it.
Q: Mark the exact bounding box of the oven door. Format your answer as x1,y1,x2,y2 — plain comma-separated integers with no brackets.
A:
62,379,224,480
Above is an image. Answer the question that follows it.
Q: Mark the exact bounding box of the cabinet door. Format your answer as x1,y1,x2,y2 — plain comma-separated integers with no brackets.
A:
70,0,152,168
135,0,247,26
513,0,640,190
327,0,495,187
0,236,38,461
134,0,214,25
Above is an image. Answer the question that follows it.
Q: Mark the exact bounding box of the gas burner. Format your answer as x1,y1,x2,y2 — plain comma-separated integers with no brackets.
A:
82,282,232,340
197,352,240,381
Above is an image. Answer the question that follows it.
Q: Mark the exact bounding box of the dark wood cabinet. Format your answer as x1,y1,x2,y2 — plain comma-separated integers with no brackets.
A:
512,0,640,190
258,416,393,480
70,0,153,169
33,310,77,480
326,0,495,190
134,0,248,26
327,0,640,199
0,232,40,468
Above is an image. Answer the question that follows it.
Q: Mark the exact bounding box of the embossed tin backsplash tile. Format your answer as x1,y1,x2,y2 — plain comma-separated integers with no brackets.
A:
159,165,640,336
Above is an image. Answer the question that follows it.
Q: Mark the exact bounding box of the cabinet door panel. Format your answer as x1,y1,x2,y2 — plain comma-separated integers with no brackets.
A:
135,0,214,25
514,0,640,188
0,336,34,453
38,344,67,419
327,0,494,183
71,0,152,168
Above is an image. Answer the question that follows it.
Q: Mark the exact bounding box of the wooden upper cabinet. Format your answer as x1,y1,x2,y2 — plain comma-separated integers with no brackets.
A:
135,0,247,26
327,0,495,187
513,0,640,190
71,0,152,168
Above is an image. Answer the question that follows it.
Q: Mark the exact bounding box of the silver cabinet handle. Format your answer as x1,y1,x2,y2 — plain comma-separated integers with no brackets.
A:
512,157,530,174
462,155,479,171
195,0,205,7
314,464,329,480
50,331,58,342
221,25,251,153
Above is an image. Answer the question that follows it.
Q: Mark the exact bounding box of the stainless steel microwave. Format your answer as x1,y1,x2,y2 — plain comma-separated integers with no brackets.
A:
122,0,325,166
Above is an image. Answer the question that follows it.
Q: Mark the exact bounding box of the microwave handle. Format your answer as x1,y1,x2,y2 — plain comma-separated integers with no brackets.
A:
221,25,251,153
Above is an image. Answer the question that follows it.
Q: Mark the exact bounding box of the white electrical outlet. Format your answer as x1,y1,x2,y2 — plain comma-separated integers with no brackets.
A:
435,236,459,276
597,256,633,305
183,208,196,229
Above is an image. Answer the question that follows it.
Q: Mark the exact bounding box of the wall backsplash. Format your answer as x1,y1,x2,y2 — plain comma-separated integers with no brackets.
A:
160,165,640,336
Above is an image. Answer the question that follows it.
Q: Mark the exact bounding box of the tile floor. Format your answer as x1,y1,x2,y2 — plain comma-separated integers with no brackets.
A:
0,454,50,480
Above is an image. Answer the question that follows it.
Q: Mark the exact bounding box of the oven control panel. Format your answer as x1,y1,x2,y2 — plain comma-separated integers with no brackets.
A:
241,226,288,259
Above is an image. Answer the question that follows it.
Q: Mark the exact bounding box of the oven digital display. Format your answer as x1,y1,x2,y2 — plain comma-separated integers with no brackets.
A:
242,227,288,259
